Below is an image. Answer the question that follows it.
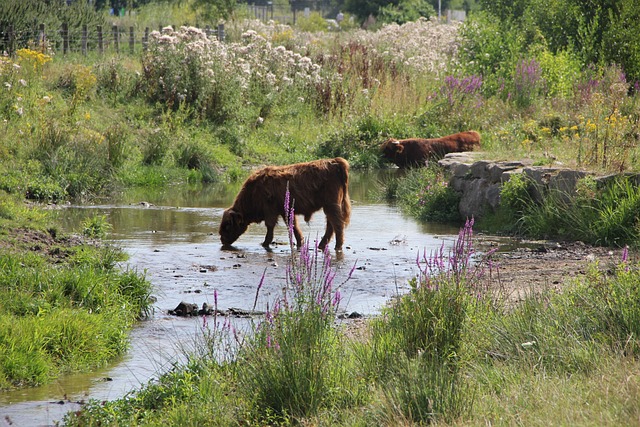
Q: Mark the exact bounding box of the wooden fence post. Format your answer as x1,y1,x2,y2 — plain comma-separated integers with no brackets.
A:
129,26,134,54
39,24,46,53
62,22,69,55
143,27,149,52
217,23,225,42
97,25,103,54
82,25,88,56
112,25,119,53
7,25,15,56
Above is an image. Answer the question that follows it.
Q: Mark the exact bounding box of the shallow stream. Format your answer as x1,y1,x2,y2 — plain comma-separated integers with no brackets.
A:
0,170,461,426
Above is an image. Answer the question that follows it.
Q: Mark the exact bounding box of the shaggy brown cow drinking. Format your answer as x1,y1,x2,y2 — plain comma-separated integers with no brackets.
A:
219,157,351,251
381,130,481,168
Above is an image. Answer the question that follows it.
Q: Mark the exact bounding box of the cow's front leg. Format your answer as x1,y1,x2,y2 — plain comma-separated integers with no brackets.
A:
262,217,277,248
283,214,304,248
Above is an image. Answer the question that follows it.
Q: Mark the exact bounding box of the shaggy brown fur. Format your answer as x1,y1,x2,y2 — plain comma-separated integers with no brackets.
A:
219,157,351,251
381,130,481,168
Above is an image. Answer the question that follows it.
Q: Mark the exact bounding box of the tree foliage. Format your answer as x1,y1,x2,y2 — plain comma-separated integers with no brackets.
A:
474,0,640,83
345,0,477,24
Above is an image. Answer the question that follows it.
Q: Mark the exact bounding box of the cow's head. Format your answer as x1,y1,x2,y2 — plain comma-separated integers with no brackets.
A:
219,208,247,246
381,139,403,160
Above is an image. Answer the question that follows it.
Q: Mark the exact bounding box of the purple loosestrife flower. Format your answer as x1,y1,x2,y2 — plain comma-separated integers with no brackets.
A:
253,268,267,312
622,245,629,272
442,74,483,106
333,289,341,308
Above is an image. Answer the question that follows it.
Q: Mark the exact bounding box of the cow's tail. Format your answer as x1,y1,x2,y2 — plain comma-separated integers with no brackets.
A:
336,157,351,226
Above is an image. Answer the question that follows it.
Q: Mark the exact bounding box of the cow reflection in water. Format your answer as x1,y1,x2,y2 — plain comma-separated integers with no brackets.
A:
219,157,351,251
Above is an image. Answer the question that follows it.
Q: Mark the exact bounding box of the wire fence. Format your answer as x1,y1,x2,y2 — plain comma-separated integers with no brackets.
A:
0,2,345,56
0,22,227,56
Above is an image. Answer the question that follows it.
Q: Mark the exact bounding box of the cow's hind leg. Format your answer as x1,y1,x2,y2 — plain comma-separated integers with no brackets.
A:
332,220,345,251
319,204,345,251
318,222,334,251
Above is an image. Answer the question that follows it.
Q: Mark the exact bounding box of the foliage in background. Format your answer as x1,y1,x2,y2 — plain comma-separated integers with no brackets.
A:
473,0,640,83
0,0,106,53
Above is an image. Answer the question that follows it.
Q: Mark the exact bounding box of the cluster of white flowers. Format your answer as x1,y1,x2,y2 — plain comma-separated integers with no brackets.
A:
354,18,461,74
146,25,326,98
144,20,461,115
240,17,461,77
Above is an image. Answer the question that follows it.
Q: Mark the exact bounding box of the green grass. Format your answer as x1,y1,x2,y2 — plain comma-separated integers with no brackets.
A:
386,165,463,224
0,193,152,389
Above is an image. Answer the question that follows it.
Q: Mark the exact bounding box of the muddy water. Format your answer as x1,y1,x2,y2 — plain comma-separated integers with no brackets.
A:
0,170,460,426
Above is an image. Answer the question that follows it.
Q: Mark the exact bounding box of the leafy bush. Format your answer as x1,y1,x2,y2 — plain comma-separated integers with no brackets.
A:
390,165,462,223
377,0,436,25
317,115,407,168
81,214,112,239
456,11,527,95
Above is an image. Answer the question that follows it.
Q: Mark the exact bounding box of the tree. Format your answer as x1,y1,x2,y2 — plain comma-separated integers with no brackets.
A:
378,0,436,24
192,0,237,21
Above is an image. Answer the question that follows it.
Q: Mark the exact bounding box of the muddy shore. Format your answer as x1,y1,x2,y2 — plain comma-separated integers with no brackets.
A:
476,237,632,303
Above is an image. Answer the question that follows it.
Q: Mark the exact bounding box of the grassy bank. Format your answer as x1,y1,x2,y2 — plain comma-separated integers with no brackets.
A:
0,192,152,389
62,219,640,426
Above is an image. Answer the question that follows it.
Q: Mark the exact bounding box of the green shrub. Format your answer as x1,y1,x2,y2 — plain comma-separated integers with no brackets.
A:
317,115,407,168
295,11,332,32
390,166,462,223
377,0,435,25
81,214,112,239
538,49,582,98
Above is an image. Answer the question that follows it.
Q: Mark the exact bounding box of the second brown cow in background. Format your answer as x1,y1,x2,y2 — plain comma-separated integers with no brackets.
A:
381,130,481,168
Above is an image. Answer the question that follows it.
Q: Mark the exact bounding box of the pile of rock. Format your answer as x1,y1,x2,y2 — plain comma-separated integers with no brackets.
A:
438,152,640,219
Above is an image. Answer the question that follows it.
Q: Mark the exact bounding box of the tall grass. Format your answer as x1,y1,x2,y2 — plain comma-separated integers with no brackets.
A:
361,219,491,424
237,188,361,421
0,195,152,389
387,165,462,223
484,173,640,246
